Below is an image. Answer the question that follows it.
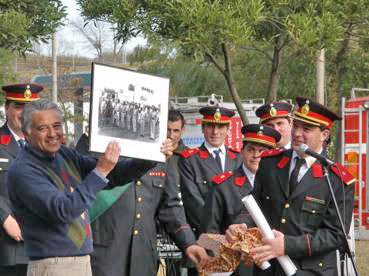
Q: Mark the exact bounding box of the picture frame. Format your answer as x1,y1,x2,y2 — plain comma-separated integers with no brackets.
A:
89,63,169,162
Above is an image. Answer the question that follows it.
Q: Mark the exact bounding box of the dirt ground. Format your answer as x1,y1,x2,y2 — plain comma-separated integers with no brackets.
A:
356,240,369,275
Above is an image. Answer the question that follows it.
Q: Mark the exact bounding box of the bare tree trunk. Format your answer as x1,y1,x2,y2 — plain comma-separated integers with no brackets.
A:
222,43,248,125
316,49,325,104
267,36,284,102
52,33,58,103
205,43,248,125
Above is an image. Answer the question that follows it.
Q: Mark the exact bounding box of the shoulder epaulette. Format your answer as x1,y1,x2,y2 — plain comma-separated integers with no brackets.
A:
0,135,11,145
179,148,199,158
330,163,356,186
212,171,233,185
261,148,284,158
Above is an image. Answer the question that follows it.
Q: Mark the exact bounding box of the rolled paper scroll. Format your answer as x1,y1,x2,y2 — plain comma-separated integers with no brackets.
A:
242,195,297,276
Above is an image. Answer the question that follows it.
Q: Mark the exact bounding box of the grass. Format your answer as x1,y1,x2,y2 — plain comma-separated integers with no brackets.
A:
356,240,369,275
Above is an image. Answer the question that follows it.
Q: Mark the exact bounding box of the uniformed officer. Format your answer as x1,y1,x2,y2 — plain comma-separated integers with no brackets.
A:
226,97,355,276
255,101,293,149
202,124,281,276
0,83,42,276
179,106,243,236
179,106,242,275
91,163,209,276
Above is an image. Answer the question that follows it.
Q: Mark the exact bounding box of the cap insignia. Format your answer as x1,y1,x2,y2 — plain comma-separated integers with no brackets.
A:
257,130,263,136
214,109,221,122
269,106,277,117
24,85,32,99
301,103,310,115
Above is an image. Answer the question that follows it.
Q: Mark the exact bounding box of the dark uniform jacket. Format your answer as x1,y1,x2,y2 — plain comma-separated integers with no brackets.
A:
179,143,242,237
202,166,253,234
169,139,188,192
202,166,254,276
75,133,89,155
91,162,196,276
0,124,28,266
249,149,354,276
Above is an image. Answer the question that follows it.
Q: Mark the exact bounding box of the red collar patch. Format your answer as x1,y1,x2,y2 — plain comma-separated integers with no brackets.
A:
212,171,233,184
277,156,290,169
0,135,11,145
311,163,323,178
227,150,237,160
234,176,247,187
198,150,209,159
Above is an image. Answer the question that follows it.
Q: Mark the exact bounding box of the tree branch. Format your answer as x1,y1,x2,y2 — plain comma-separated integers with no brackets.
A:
205,52,225,76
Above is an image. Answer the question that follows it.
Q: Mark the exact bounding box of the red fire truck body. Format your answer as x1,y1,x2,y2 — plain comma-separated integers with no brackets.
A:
342,90,369,236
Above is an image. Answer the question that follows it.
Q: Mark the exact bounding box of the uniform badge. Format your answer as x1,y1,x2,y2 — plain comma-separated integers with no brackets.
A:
269,106,277,117
301,100,310,115
214,108,221,122
24,85,32,99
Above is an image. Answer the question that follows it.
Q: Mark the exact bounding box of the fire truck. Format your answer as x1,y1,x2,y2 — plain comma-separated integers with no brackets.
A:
342,88,369,240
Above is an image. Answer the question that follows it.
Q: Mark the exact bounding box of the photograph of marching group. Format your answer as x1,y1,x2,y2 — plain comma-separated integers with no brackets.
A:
90,63,169,162
98,87,161,142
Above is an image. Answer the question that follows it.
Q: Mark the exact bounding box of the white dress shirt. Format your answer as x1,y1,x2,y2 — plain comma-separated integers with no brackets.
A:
242,163,255,187
289,148,323,182
204,141,226,172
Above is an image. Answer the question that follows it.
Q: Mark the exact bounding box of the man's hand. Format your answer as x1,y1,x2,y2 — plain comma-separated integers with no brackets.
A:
225,223,248,243
3,215,23,242
250,229,285,265
160,138,175,160
185,244,209,267
95,141,121,177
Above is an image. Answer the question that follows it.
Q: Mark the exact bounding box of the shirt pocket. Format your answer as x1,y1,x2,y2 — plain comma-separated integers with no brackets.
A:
301,197,327,228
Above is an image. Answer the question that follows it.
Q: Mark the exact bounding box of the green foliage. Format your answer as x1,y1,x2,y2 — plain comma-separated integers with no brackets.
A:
79,0,369,107
0,48,16,104
0,0,66,52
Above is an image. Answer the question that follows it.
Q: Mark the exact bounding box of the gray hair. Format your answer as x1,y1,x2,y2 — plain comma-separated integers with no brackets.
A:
21,99,63,135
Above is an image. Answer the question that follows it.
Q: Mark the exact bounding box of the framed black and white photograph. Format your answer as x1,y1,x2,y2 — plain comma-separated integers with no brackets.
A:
89,63,169,162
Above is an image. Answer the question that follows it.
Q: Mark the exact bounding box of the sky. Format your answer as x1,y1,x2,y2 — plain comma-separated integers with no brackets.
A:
41,0,146,59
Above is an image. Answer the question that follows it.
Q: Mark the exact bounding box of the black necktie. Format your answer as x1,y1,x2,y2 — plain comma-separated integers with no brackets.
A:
213,149,223,172
18,139,25,149
289,157,305,194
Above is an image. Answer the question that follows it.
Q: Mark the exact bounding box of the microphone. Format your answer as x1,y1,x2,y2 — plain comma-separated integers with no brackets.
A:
298,144,335,166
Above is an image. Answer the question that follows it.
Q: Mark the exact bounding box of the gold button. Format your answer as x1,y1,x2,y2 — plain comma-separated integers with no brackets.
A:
136,180,142,186
133,229,139,235
137,197,143,202
136,213,141,219
281,218,286,224
285,203,290,209
319,262,323,267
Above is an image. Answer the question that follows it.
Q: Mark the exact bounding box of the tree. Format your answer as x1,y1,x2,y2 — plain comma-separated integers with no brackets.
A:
0,0,66,53
78,0,266,124
71,19,126,63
